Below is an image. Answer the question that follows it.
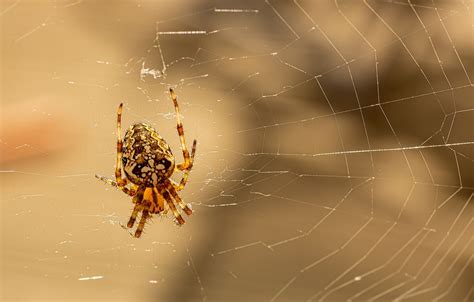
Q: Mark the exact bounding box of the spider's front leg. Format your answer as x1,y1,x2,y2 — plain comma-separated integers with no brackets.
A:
115,103,128,187
96,103,137,197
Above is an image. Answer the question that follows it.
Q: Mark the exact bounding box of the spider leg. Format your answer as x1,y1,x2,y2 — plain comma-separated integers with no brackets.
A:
96,103,137,196
134,210,149,238
127,204,141,228
169,88,197,172
95,174,137,196
151,187,165,214
166,180,192,215
115,103,128,187
174,139,197,191
150,187,170,214
162,189,185,225
132,186,145,204
95,174,117,186
127,186,144,228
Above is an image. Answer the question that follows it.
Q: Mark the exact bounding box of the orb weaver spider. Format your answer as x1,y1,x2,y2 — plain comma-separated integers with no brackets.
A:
96,89,196,238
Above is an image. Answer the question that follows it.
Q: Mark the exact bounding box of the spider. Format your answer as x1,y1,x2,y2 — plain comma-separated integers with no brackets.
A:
96,88,197,238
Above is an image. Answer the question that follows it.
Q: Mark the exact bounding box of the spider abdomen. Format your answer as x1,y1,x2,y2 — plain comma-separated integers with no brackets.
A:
122,123,175,186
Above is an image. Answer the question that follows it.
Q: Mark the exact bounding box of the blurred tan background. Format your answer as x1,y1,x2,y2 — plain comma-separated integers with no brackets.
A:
1,1,473,301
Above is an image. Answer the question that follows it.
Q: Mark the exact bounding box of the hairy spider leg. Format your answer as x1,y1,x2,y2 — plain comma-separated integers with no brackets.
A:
132,186,145,204
134,210,149,238
94,104,138,197
115,103,128,187
95,174,117,186
166,180,192,215
169,88,197,166
95,174,137,196
169,89,197,191
127,187,145,228
175,139,197,191
149,188,158,213
151,187,167,214
127,204,141,228
162,189,185,225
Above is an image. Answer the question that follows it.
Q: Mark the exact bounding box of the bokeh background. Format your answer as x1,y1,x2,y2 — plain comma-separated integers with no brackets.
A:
1,1,472,301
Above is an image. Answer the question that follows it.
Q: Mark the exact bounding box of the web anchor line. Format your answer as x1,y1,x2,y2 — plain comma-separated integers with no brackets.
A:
237,141,474,158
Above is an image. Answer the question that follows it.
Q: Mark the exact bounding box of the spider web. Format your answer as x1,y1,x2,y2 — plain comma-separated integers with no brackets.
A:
1,0,473,301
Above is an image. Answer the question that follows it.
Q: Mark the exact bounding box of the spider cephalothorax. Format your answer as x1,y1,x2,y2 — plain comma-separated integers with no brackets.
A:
96,89,196,238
